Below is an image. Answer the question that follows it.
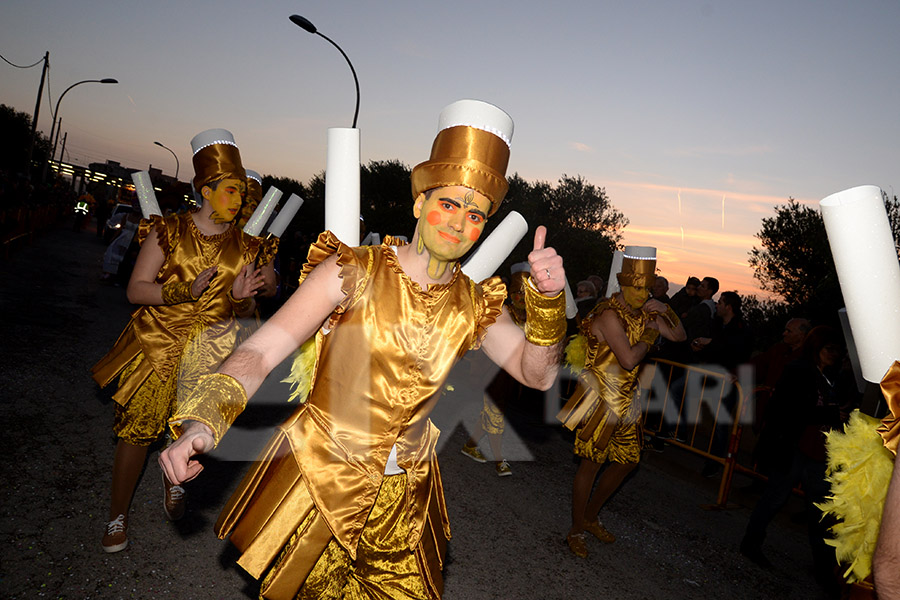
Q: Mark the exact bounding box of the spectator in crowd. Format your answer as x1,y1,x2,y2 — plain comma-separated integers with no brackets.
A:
588,274,606,299
651,276,670,304
669,276,701,319
740,326,858,596
682,277,719,352
751,317,812,474
575,279,598,321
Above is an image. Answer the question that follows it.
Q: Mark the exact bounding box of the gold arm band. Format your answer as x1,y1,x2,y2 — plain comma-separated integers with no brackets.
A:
639,327,660,347
161,281,197,305
169,373,248,447
661,305,680,330
524,279,566,346
228,289,254,313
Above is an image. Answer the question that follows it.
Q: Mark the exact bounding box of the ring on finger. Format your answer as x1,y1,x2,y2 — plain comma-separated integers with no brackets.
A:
544,268,551,280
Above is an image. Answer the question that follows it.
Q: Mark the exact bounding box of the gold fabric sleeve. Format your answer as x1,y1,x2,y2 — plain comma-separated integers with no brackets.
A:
524,279,566,346
877,361,900,455
169,373,248,446
257,236,280,267
161,280,197,305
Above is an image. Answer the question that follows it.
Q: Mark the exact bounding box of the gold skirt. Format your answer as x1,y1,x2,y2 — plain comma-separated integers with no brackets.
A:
113,353,178,446
574,400,642,465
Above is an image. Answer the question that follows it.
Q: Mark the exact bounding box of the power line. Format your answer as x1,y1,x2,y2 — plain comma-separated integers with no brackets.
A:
0,52,44,69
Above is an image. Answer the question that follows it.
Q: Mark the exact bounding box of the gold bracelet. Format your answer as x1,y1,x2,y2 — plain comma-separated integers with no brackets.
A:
228,289,254,313
161,281,197,305
168,373,248,447
661,305,680,330
639,327,660,347
524,278,566,346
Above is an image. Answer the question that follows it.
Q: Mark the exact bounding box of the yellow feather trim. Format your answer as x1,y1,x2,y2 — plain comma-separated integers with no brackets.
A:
817,409,895,583
564,334,588,376
281,337,318,403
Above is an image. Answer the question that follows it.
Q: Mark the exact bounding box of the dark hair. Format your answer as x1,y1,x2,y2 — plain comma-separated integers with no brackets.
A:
799,325,843,362
702,277,720,294
686,276,701,287
719,291,742,317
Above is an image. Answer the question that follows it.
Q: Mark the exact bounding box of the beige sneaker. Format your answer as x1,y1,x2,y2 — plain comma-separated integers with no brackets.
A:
583,520,615,543
102,514,128,553
163,474,186,521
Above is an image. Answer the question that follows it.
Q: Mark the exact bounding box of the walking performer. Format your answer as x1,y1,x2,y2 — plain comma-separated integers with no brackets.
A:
159,99,567,599
558,246,685,557
92,129,275,553
460,262,530,477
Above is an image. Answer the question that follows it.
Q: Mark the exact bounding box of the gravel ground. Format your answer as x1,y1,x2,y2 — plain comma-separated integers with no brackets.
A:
0,224,831,599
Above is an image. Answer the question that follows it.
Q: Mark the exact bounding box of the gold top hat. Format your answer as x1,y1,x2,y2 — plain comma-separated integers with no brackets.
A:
190,128,246,193
616,246,657,288
411,99,513,216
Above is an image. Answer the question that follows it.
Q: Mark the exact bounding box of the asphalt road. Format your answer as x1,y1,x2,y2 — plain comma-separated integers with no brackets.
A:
0,223,830,599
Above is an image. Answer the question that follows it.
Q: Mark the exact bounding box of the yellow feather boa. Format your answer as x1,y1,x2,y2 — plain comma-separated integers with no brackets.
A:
817,409,895,583
564,334,587,376
281,337,318,403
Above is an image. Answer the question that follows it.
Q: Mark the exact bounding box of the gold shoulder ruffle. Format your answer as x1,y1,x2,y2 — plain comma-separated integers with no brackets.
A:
255,236,279,267
470,275,506,350
382,234,408,247
137,214,170,249
580,298,615,334
300,231,373,329
878,360,900,455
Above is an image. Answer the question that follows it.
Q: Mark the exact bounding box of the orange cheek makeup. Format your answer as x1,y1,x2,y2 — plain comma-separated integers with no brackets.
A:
427,210,442,226
467,227,481,242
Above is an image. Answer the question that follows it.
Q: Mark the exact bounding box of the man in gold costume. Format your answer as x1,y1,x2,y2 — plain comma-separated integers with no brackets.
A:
558,246,685,558
92,129,274,553
159,100,568,599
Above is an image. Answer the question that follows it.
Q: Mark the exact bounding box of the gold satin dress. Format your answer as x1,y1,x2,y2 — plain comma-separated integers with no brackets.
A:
182,232,505,600
573,298,649,465
91,212,263,445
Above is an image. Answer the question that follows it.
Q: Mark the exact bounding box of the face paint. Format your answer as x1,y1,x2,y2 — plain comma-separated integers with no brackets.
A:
413,186,490,279
621,285,650,309
205,178,246,224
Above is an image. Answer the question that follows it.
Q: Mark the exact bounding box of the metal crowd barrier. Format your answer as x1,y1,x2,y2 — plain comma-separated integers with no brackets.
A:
637,357,751,509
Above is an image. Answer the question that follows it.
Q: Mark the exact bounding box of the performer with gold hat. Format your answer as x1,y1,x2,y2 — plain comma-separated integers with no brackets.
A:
460,261,530,477
159,99,567,599
558,246,685,557
92,129,269,553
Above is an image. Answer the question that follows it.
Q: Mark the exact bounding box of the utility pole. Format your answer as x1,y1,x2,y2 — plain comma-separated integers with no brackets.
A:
25,51,49,179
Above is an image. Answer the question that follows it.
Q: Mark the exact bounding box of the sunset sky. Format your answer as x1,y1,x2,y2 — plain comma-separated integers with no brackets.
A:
2,0,898,298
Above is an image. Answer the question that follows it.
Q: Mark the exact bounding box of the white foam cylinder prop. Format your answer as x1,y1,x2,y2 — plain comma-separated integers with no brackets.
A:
325,128,360,246
243,187,283,237
462,211,528,282
563,279,577,319
605,251,624,298
131,171,162,219
820,185,900,383
267,193,304,239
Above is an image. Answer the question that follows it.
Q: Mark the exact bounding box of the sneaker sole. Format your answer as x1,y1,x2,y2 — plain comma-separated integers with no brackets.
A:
102,539,128,553
460,448,487,463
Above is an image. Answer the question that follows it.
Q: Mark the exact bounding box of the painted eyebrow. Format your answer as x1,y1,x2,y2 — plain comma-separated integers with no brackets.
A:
438,196,487,219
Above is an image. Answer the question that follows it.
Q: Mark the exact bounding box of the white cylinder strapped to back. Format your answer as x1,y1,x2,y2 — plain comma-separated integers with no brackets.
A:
243,187,283,237
267,193,305,239
461,211,528,283
131,171,162,219
820,184,900,383
325,128,361,247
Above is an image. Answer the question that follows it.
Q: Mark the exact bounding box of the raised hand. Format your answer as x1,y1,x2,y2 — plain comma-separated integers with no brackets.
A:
527,225,565,296
231,264,265,300
158,422,215,484
191,265,218,298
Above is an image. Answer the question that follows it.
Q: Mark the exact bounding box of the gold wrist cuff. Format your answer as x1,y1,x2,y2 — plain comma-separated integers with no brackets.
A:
228,289,254,313
661,305,680,329
169,373,247,447
639,327,660,347
161,281,197,305
524,279,566,346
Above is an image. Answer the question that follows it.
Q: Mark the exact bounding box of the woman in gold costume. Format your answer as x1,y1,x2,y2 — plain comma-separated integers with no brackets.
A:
92,129,273,553
561,246,685,558
160,100,568,600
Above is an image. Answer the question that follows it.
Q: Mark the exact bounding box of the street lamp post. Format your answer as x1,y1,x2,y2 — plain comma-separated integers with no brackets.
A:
289,15,360,128
153,141,179,181
45,78,118,180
